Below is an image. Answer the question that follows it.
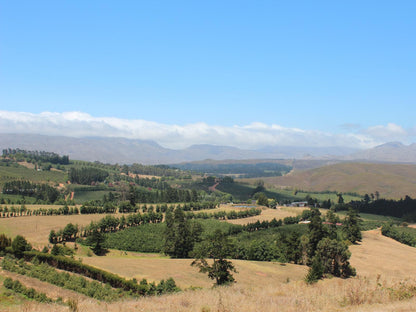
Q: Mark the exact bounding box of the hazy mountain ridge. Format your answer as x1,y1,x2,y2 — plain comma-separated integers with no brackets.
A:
0,133,415,165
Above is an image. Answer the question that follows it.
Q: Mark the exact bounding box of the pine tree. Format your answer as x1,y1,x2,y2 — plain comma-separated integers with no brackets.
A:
343,208,362,244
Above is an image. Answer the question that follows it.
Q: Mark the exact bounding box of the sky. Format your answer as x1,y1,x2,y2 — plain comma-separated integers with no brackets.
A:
0,1,415,149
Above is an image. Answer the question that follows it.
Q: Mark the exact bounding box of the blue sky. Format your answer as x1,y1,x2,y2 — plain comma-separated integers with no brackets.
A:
0,1,415,149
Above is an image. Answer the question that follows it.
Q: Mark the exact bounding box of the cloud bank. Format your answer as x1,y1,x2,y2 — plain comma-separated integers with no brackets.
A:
0,111,413,150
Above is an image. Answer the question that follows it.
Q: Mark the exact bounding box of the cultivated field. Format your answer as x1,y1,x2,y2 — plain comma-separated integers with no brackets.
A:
1,206,416,311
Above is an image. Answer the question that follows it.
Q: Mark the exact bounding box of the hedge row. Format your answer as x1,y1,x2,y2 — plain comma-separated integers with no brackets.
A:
22,251,179,296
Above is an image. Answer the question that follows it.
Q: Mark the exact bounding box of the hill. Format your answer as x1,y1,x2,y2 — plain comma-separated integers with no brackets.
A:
256,162,416,199
0,133,358,165
346,141,416,163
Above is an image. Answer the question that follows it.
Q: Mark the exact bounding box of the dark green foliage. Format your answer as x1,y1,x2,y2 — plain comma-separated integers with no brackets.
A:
349,195,416,221
305,255,324,284
90,229,106,255
342,208,362,243
0,233,12,251
2,180,60,203
381,224,416,247
192,229,237,285
69,167,109,184
316,238,356,278
164,207,200,258
11,235,31,258
307,208,327,261
255,192,269,207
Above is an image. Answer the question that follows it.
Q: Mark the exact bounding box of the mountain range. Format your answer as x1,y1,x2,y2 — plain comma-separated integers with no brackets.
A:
0,133,415,165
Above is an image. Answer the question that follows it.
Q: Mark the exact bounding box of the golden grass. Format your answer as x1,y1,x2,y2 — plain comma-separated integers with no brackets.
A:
0,214,107,248
81,254,307,289
349,228,416,279
2,229,416,311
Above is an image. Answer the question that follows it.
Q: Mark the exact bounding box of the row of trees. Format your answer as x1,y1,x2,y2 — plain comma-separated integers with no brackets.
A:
79,200,219,215
50,211,164,245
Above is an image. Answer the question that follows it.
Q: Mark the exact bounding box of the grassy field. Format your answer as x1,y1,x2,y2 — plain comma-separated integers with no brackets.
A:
0,213,107,248
2,204,416,311
2,228,416,311
246,162,416,199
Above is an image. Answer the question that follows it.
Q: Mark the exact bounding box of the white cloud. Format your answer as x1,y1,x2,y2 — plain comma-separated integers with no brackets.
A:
0,110,412,149
364,123,407,139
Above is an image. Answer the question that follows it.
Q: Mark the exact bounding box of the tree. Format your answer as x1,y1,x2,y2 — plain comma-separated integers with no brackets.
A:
337,193,344,204
0,233,11,252
191,229,237,286
343,208,362,244
90,228,106,255
325,209,340,240
305,255,324,284
307,208,327,261
255,192,269,207
163,207,200,258
49,230,57,244
11,235,31,258
316,237,355,278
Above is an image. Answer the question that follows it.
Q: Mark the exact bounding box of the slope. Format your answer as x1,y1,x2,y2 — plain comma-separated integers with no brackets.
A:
258,162,416,199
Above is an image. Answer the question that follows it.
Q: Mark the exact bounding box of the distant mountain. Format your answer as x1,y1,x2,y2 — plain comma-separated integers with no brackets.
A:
0,133,360,164
1,133,415,165
346,142,416,163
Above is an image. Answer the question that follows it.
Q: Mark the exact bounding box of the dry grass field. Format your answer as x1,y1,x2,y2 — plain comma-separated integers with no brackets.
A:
1,208,416,311
81,252,307,289
1,228,416,311
0,213,106,248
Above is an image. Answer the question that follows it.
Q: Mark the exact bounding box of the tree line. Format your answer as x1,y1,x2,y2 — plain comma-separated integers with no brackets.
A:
2,148,69,165
347,195,416,221
2,180,61,203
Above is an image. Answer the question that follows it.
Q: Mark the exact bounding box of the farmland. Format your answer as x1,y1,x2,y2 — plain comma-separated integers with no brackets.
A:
1,152,416,311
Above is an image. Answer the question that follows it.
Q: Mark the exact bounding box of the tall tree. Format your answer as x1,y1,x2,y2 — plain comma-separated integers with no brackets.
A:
343,208,362,244
307,208,327,261
164,207,200,258
191,229,237,286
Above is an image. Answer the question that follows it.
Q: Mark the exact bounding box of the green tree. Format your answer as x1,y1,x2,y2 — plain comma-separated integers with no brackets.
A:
305,255,324,284
191,229,237,286
255,192,269,207
0,233,11,252
343,208,362,244
11,235,31,258
90,228,106,255
307,208,327,261
326,209,340,240
163,207,200,258
337,193,344,204
316,237,356,278
48,230,57,244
